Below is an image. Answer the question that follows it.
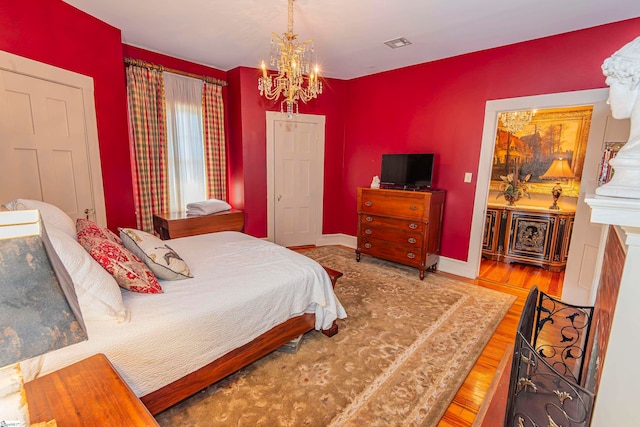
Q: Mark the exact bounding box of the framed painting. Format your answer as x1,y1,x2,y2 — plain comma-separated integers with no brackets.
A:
490,105,593,197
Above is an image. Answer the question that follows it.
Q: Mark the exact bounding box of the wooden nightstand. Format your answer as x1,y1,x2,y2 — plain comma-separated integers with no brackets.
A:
25,353,159,426
153,209,244,240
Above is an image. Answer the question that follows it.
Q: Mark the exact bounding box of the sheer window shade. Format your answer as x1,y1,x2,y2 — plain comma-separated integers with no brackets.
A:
163,72,207,212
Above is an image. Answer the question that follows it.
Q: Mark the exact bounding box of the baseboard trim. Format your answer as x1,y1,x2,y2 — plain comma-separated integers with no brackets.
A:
437,256,476,279
318,233,477,279
316,233,356,249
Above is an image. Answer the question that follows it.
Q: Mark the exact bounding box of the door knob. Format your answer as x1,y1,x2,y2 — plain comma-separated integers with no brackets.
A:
277,195,282,201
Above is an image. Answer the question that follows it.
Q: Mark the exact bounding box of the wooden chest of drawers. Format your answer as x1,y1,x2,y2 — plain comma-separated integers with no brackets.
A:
356,188,445,279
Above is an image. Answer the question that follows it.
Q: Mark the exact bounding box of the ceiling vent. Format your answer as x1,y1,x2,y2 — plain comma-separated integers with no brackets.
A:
384,37,412,49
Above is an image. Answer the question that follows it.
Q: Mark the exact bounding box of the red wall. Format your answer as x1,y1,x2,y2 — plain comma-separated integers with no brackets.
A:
0,0,136,230
122,45,227,81
342,18,640,261
227,66,348,237
3,1,639,262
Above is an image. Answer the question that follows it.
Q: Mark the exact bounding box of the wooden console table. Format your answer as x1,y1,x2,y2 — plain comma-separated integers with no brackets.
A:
25,353,158,426
153,209,244,239
482,203,575,272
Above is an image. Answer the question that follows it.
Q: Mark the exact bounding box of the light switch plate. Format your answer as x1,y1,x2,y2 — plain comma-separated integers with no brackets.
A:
464,172,473,183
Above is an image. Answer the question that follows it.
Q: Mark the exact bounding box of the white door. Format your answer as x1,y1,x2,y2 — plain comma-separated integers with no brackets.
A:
0,51,105,224
563,110,630,304
266,112,325,246
562,103,629,303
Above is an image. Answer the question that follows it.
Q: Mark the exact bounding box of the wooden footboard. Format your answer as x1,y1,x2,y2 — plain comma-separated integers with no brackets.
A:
141,313,335,415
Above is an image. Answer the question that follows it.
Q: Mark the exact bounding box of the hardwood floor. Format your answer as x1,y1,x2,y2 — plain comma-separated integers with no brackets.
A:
437,259,564,427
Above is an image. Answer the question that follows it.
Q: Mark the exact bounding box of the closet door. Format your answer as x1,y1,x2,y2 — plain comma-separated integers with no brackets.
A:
267,112,325,247
0,51,104,224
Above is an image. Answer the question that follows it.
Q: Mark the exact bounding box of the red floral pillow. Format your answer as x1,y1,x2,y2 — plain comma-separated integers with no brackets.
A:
76,218,122,245
78,234,163,294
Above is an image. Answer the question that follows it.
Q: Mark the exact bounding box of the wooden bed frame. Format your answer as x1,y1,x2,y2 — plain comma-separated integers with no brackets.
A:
139,262,344,414
141,313,338,414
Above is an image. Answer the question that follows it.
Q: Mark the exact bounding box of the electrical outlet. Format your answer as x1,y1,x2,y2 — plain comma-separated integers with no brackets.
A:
464,172,473,183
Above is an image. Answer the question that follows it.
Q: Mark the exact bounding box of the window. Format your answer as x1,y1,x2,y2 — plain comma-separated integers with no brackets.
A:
126,63,227,232
164,72,207,212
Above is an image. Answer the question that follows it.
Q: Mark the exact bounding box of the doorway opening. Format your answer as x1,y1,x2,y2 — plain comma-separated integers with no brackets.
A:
468,89,619,305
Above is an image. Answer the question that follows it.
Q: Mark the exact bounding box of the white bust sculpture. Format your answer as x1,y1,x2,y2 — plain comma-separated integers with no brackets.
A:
597,36,640,198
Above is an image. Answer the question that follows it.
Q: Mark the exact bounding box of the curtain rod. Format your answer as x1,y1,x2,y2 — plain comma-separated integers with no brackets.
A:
124,57,228,87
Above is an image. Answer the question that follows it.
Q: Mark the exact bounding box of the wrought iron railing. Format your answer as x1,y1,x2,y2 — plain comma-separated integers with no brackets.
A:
533,292,594,385
508,332,595,427
504,287,596,427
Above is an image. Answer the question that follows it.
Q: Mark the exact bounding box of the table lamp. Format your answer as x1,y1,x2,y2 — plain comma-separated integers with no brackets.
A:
539,157,575,210
0,210,87,426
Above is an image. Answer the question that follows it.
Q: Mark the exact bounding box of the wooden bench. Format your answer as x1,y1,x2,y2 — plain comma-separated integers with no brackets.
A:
322,265,343,289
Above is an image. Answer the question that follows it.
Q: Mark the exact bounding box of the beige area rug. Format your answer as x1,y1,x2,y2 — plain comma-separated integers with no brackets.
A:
156,247,515,427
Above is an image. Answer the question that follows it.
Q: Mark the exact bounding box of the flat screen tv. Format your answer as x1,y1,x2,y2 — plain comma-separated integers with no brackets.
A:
380,153,435,190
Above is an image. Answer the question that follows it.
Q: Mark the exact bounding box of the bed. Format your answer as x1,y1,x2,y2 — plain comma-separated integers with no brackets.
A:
13,200,346,415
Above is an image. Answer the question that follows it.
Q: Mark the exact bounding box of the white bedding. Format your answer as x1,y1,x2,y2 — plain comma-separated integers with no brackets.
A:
21,231,346,397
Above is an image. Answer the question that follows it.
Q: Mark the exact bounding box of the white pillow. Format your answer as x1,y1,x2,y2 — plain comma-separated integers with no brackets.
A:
119,228,192,280
5,198,76,239
47,226,129,322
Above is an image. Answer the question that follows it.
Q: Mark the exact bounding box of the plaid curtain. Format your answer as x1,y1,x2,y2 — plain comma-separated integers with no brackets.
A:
126,66,169,232
202,82,227,200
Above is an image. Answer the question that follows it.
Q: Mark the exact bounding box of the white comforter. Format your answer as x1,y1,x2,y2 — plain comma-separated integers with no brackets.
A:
22,232,346,397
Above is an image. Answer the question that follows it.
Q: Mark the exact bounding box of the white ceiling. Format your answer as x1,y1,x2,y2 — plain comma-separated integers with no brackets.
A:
63,0,640,80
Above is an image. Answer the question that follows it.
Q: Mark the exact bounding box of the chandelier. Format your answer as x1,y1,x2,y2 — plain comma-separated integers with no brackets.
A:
499,110,536,134
258,0,322,116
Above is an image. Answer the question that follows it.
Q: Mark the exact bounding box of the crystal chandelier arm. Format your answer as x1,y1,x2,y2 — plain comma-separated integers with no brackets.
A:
258,0,322,113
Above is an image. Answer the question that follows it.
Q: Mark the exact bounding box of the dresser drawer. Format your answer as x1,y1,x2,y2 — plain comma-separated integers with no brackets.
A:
359,237,423,267
360,224,423,247
359,214,424,232
359,190,426,219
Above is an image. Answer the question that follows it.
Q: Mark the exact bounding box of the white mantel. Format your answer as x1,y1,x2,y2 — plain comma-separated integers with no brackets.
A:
585,194,640,426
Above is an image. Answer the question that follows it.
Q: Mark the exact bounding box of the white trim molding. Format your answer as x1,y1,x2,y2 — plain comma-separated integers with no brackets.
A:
316,233,356,248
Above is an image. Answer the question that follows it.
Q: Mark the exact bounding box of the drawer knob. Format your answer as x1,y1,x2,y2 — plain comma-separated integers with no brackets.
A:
407,252,416,259
364,243,372,249
364,229,373,235
365,216,373,222
364,200,373,207
408,237,417,244
409,205,418,210
409,223,418,229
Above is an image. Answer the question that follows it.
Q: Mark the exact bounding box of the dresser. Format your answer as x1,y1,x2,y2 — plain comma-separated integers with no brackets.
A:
356,188,445,279
482,203,575,272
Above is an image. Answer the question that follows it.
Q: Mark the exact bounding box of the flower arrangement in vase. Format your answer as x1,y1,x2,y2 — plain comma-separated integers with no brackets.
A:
497,171,531,206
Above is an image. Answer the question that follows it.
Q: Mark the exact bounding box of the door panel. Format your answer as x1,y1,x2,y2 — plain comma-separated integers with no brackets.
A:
0,69,93,220
563,103,630,304
268,113,325,247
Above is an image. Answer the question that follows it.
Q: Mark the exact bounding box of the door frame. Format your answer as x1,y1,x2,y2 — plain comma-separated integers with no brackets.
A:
266,111,326,244
0,50,106,226
467,88,609,281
